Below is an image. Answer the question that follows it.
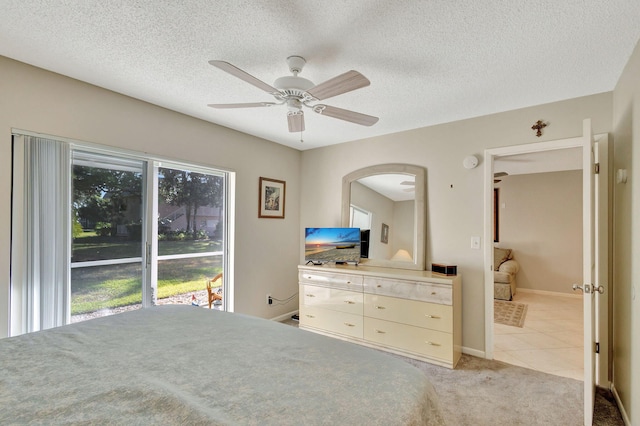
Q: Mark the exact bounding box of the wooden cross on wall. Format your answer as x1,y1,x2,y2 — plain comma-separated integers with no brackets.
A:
531,120,547,137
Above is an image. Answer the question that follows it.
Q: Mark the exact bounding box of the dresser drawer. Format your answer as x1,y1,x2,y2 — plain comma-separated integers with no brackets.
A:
364,317,453,362
300,305,363,339
299,269,363,292
363,277,452,305
300,284,363,315
364,294,452,332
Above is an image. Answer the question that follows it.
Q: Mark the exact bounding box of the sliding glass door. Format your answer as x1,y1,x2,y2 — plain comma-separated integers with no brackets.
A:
12,135,231,333
155,164,226,309
71,156,229,320
70,151,145,322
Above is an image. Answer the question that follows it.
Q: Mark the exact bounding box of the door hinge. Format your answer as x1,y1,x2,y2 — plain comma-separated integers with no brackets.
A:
595,342,600,354
594,163,600,174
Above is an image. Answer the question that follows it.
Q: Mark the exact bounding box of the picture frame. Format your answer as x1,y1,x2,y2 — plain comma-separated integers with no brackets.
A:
381,223,389,244
259,177,286,219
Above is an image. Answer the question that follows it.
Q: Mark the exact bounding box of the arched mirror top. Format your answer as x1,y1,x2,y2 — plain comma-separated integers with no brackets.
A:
342,164,426,271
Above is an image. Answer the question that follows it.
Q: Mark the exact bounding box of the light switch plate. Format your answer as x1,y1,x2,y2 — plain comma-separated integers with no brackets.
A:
471,236,481,249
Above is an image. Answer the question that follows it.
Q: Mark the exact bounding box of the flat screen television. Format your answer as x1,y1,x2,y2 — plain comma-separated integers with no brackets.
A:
305,227,361,265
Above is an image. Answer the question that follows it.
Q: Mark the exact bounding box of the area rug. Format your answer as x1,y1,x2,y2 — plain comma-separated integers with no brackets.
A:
494,300,528,327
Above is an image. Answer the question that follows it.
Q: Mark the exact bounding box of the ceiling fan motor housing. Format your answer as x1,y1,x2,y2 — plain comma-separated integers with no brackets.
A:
273,74,315,111
273,76,315,92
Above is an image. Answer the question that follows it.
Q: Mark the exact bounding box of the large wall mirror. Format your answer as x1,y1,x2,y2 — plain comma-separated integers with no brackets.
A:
342,164,426,271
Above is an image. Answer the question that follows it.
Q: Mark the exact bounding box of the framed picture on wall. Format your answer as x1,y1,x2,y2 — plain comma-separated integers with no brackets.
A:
259,177,286,219
381,223,389,244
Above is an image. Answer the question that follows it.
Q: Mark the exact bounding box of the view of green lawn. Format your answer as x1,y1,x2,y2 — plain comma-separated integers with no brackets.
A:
72,231,223,262
71,233,223,315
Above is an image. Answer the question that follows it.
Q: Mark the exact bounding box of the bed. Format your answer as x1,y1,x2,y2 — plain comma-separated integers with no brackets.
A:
0,305,444,425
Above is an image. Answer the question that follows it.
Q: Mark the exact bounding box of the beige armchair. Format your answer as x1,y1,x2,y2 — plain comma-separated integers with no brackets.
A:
494,248,520,300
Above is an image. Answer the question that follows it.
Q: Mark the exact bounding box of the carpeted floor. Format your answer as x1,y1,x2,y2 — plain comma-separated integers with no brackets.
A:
395,353,624,425
494,299,528,327
282,318,625,425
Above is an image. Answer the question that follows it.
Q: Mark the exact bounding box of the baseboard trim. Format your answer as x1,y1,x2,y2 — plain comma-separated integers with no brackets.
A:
270,310,298,322
611,383,631,425
517,288,582,299
462,346,485,359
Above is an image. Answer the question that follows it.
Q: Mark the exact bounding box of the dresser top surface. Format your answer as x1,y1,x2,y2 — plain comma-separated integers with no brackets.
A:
299,264,460,284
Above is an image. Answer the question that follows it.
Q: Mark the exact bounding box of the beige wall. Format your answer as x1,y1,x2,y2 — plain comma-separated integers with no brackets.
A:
497,170,582,294
351,181,393,259
0,56,302,337
300,92,612,356
392,200,414,258
612,39,640,422
350,182,414,260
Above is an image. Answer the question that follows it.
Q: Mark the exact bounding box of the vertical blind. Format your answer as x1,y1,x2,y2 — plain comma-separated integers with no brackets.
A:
11,134,71,334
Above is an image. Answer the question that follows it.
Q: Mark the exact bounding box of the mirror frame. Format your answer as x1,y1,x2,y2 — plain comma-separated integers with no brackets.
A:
342,163,426,271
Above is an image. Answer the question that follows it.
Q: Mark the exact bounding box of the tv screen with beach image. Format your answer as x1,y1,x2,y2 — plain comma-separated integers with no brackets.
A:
305,227,361,264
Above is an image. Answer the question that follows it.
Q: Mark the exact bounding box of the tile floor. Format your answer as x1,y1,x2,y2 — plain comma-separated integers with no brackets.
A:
493,290,584,381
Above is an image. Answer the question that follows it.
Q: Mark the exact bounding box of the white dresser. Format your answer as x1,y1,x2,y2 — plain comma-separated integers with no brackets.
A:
298,264,462,369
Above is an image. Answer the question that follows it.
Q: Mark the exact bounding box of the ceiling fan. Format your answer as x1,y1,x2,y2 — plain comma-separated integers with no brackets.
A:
401,180,415,192
207,56,379,133
494,171,508,183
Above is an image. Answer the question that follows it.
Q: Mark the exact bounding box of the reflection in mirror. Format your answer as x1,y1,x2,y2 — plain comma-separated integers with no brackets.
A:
342,164,425,271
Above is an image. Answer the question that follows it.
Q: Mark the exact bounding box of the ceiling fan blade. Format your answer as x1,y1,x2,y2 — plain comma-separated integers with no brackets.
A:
313,104,379,126
287,112,305,133
209,60,279,94
306,70,370,100
208,102,277,109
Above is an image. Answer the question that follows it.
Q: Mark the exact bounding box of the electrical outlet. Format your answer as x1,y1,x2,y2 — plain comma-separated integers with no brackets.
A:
266,294,272,305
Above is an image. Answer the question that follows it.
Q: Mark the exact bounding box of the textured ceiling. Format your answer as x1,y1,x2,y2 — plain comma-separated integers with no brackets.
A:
2,1,639,151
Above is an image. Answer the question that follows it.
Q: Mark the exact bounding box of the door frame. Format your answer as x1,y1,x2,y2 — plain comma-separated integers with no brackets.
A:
483,133,610,385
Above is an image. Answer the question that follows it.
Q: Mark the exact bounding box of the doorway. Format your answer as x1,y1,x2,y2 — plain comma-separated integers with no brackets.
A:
491,150,584,379
483,134,610,388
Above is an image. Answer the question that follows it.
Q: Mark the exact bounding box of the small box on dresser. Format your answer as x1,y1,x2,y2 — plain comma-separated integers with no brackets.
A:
298,264,462,369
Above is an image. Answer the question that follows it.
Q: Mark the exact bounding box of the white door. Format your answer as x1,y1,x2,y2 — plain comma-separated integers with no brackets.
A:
579,118,599,425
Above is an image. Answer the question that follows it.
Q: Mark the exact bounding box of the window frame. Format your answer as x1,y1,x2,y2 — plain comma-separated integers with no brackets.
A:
11,130,235,335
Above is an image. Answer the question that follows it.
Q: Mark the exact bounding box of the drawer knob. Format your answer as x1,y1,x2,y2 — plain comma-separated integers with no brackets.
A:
431,291,437,295
375,305,386,310
425,341,441,346
344,300,356,304
374,329,386,334
425,314,441,319
377,284,382,288
306,315,315,318
344,322,356,327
